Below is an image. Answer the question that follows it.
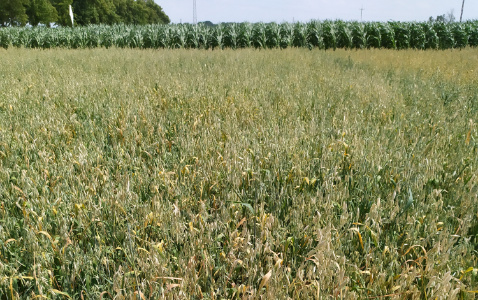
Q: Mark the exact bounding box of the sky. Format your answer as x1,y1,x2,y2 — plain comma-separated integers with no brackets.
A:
156,0,477,24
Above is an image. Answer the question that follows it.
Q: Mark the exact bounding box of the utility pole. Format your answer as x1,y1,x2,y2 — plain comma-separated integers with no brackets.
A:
193,0,197,25
460,0,465,22
360,6,365,22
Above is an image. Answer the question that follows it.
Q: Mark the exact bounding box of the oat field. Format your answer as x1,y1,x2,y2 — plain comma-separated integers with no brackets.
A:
0,48,477,299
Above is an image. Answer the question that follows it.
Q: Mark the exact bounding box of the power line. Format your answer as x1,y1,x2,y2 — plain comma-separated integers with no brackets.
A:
360,6,365,22
460,0,465,22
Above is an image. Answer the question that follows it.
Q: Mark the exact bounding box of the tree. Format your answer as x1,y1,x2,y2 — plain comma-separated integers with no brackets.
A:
129,0,150,24
0,0,170,26
446,9,455,23
73,0,121,25
50,0,73,26
430,11,455,24
0,0,29,26
26,0,58,26
436,15,446,23
145,0,169,24
96,0,120,24
111,0,169,25
112,0,130,23
71,0,97,25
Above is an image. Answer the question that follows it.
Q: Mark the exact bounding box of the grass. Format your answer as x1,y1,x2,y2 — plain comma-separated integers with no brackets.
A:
0,47,477,299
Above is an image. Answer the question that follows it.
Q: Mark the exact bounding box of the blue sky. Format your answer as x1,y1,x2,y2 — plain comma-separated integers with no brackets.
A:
157,0,477,24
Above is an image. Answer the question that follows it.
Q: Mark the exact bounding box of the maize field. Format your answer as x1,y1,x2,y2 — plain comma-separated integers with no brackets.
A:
0,20,478,50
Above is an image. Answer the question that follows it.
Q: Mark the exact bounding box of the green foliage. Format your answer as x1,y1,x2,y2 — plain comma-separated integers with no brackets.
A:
336,20,353,49
252,22,266,49
379,22,396,49
467,21,478,47
423,22,439,49
434,21,455,49
238,22,253,48
223,22,238,49
279,22,293,49
366,22,381,48
351,21,367,49
409,22,426,49
392,21,410,49
453,22,469,48
306,20,323,49
0,29,10,48
292,22,307,48
322,20,337,50
1,21,476,49
265,22,280,49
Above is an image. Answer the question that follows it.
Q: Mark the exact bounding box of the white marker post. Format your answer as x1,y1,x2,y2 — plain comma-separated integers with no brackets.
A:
69,5,74,27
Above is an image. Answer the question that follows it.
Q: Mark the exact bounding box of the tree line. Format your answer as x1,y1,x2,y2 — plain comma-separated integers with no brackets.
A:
0,0,170,27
